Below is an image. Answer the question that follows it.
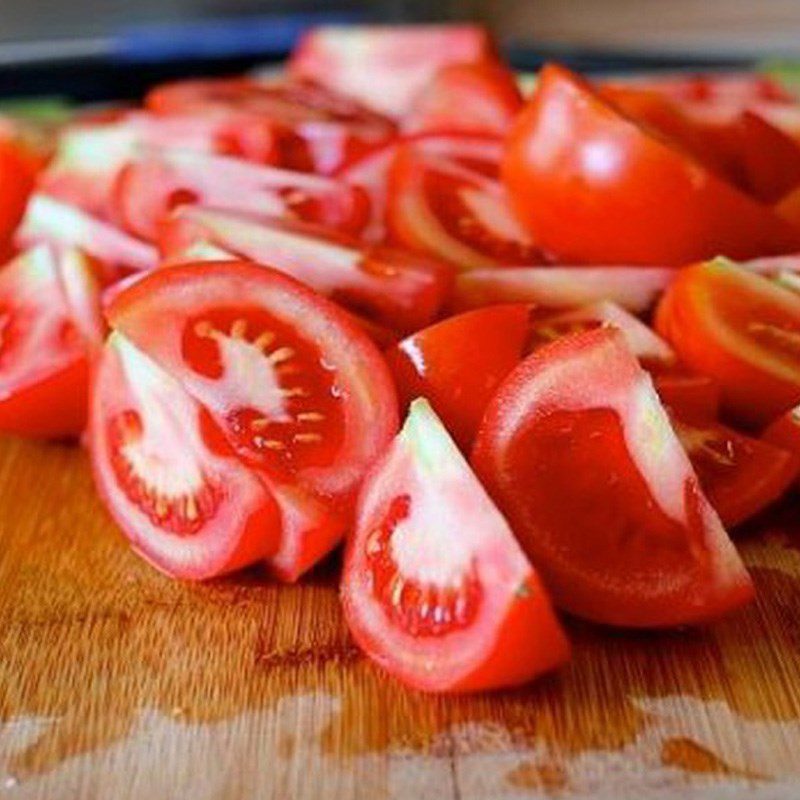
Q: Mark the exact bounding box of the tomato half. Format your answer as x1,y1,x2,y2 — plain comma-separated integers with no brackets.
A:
106,261,399,579
112,150,369,242
472,327,753,627
90,331,283,579
385,304,531,451
342,398,569,692
387,147,542,269
672,415,798,528
0,245,102,438
158,206,453,334
451,265,675,314
503,64,800,266
655,258,800,426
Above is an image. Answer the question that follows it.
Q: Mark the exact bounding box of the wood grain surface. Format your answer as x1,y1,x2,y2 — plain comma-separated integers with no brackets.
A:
1,435,800,799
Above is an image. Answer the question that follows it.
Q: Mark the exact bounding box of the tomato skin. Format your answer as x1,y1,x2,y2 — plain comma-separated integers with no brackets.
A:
385,304,531,450
655,259,800,427
503,64,800,266
342,399,569,692
472,327,753,628
0,138,38,244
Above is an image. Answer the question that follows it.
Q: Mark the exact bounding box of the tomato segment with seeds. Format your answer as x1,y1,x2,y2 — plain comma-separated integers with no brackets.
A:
342,399,569,692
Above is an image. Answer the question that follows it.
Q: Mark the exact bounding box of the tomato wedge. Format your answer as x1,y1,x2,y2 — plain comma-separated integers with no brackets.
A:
672,415,798,528
386,305,531,451
387,147,542,269
651,371,721,423
90,331,283,579
106,261,399,579
655,258,800,426
112,150,369,241
503,64,800,265
451,265,675,314
0,245,102,438
404,61,523,136
158,206,453,333
472,327,753,627
342,398,569,692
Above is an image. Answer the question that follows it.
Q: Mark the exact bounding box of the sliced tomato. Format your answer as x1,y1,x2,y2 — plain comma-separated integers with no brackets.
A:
112,150,369,242
387,147,541,269
0,245,102,438
158,206,452,333
106,261,399,579
0,135,39,243
342,398,569,692
672,415,798,528
404,60,522,136
90,331,283,579
386,304,531,451
451,265,675,315
16,194,157,281
763,404,800,490
288,24,496,118
655,258,800,426
651,371,721,423
471,327,753,627
503,64,800,266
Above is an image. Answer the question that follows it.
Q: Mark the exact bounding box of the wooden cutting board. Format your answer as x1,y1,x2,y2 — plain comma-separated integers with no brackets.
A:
1,434,799,799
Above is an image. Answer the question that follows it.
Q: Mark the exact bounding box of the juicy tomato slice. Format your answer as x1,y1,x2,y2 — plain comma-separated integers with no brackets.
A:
0,136,38,243
158,206,453,334
405,60,523,136
112,150,369,242
471,327,754,627
342,398,569,692
387,147,542,270
0,245,102,438
503,63,800,266
654,258,800,426
651,370,721,423
288,24,496,118
386,304,531,451
672,415,798,528
451,265,675,315
90,331,283,580
16,194,157,281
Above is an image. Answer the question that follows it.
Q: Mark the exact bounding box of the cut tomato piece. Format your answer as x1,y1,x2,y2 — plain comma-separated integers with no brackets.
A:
763,404,800,490
288,24,496,118
405,60,523,136
672,415,798,528
651,371,721,423
112,150,369,241
158,206,452,333
342,398,569,692
387,147,541,269
472,327,753,627
0,245,102,438
452,265,675,314
0,134,39,243
386,304,531,451
655,258,800,426
90,332,283,579
503,64,800,266
16,194,157,281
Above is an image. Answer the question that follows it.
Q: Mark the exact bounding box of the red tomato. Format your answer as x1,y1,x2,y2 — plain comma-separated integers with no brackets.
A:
0,137,38,243
90,331,283,579
503,64,800,266
288,24,496,118
451,265,675,315
0,245,102,438
763,405,800,490
112,150,369,242
342,398,569,692
651,371,721,423
404,61,523,136
387,147,542,269
105,261,399,580
16,194,157,281
386,305,531,451
472,327,754,627
672,415,798,528
655,258,800,426
158,206,453,334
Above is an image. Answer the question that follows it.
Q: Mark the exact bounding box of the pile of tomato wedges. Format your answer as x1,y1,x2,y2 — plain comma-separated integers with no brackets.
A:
8,23,800,692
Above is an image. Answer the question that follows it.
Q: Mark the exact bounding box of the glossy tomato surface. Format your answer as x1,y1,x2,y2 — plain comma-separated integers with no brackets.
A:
342,399,569,692
472,327,754,627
